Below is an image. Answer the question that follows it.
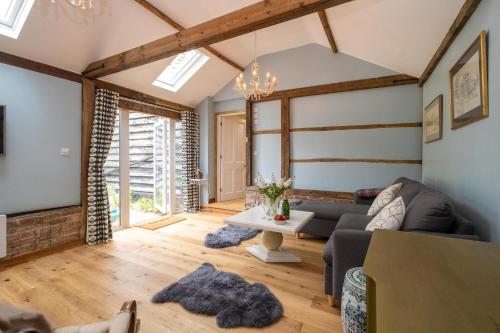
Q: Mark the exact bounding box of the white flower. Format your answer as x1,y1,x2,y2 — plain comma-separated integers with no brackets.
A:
256,173,267,189
277,177,286,187
271,173,277,184
283,177,294,188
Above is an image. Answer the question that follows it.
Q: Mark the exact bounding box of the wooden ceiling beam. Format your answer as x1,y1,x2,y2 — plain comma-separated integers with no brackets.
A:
95,79,193,111
83,0,353,78
0,51,82,83
318,9,338,53
251,74,418,102
118,98,181,119
134,0,244,72
418,0,482,86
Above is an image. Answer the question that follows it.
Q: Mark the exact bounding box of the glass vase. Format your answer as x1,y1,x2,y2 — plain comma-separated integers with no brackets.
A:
262,196,282,219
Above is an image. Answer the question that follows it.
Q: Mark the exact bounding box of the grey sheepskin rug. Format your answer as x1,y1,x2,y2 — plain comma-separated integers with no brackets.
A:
151,263,283,328
204,225,260,248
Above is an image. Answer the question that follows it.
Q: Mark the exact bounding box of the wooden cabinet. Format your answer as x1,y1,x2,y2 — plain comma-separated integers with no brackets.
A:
363,230,500,333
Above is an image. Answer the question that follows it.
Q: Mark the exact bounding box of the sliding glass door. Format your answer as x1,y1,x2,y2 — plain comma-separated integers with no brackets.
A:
104,108,182,229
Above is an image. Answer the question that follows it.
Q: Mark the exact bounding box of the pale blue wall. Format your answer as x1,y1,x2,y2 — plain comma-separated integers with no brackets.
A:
198,44,423,202
0,64,81,215
422,0,500,242
205,44,422,196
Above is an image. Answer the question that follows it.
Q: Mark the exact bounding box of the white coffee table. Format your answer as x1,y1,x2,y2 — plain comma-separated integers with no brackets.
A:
224,207,314,263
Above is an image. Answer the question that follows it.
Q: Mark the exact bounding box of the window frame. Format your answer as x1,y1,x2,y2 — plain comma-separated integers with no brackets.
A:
153,50,209,92
0,0,34,39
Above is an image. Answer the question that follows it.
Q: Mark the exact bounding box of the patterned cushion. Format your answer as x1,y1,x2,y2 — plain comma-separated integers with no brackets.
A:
366,183,402,216
341,267,367,333
365,196,406,231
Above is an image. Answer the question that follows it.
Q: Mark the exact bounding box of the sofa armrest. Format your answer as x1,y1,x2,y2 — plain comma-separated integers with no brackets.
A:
332,229,373,301
354,188,384,205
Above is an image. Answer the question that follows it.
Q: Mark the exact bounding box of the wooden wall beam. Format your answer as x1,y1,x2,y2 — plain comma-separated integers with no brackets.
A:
134,0,244,72
94,80,193,112
291,122,422,132
0,51,82,83
253,129,281,135
281,98,290,179
291,158,422,164
418,0,482,86
318,9,338,53
81,78,96,241
290,188,353,200
251,74,418,102
118,99,181,119
83,0,353,78
245,101,253,187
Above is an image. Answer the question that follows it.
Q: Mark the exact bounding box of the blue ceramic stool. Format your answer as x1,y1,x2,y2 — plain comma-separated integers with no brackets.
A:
341,267,367,333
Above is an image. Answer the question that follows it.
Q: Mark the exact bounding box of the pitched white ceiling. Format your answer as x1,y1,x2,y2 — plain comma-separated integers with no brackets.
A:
0,0,465,107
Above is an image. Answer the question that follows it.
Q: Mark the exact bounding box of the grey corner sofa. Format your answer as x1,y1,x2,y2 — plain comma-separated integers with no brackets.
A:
294,177,479,307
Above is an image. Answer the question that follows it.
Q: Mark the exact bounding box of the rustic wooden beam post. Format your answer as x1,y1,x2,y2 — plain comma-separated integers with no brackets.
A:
318,10,338,53
81,78,96,241
133,0,244,72
83,0,354,78
245,100,253,187
281,97,290,179
418,0,482,86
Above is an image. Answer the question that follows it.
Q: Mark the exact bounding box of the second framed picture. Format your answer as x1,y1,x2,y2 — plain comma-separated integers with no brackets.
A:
423,95,443,143
449,31,489,129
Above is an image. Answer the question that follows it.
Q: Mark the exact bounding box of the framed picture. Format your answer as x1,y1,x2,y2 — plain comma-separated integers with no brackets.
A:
449,31,488,130
423,95,443,143
0,105,5,156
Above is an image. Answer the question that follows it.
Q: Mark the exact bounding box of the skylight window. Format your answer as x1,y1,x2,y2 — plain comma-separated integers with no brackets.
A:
153,50,209,92
0,0,34,39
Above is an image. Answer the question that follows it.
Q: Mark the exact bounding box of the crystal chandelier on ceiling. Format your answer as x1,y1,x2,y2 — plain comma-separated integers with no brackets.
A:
234,32,277,100
50,0,94,10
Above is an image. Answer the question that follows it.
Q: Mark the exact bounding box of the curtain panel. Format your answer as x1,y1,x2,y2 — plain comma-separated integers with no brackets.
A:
181,111,200,212
86,89,119,245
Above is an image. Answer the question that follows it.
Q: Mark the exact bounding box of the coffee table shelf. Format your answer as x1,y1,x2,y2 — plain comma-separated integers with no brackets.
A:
224,207,314,263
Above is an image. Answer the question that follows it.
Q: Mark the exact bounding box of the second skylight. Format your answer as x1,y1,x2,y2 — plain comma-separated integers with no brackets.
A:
153,50,209,92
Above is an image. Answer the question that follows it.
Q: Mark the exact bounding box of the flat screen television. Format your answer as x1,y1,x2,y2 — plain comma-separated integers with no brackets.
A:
0,106,5,156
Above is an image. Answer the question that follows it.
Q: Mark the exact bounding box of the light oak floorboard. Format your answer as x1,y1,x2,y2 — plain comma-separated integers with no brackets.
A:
0,212,340,332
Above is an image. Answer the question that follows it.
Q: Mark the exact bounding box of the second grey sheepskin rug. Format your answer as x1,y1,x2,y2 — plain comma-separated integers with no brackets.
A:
151,263,283,328
204,225,261,248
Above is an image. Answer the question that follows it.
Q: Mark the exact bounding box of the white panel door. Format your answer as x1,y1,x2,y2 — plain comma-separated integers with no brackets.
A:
220,117,246,201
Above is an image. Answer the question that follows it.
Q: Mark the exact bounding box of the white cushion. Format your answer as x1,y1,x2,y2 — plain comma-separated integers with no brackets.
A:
366,183,402,216
365,197,406,231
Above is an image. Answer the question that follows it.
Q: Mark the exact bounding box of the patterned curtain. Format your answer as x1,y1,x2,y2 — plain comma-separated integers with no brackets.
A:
181,111,200,212
87,89,119,245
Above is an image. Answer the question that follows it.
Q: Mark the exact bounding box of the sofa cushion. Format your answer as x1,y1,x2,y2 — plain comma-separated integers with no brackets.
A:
401,190,455,232
336,213,372,230
395,181,425,207
392,177,418,185
299,217,338,238
294,201,369,221
366,197,406,231
367,183,402,216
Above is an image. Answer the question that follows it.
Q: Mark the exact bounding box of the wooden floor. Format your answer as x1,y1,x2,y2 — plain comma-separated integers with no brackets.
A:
205,199,246,212
0,212,341,333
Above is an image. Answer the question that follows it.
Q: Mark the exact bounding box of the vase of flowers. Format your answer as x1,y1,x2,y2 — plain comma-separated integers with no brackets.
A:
256,173,294,218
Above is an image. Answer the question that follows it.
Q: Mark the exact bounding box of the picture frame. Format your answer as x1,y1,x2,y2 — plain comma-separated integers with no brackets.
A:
449,31,489,130
0,105,5,156
423,95,443,143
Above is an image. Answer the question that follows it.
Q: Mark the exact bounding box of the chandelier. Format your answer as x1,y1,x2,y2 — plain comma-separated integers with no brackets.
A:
50,0,94,10
234,32,277,100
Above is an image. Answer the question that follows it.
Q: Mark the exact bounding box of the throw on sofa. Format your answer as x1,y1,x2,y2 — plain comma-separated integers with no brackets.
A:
294,177,478,307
